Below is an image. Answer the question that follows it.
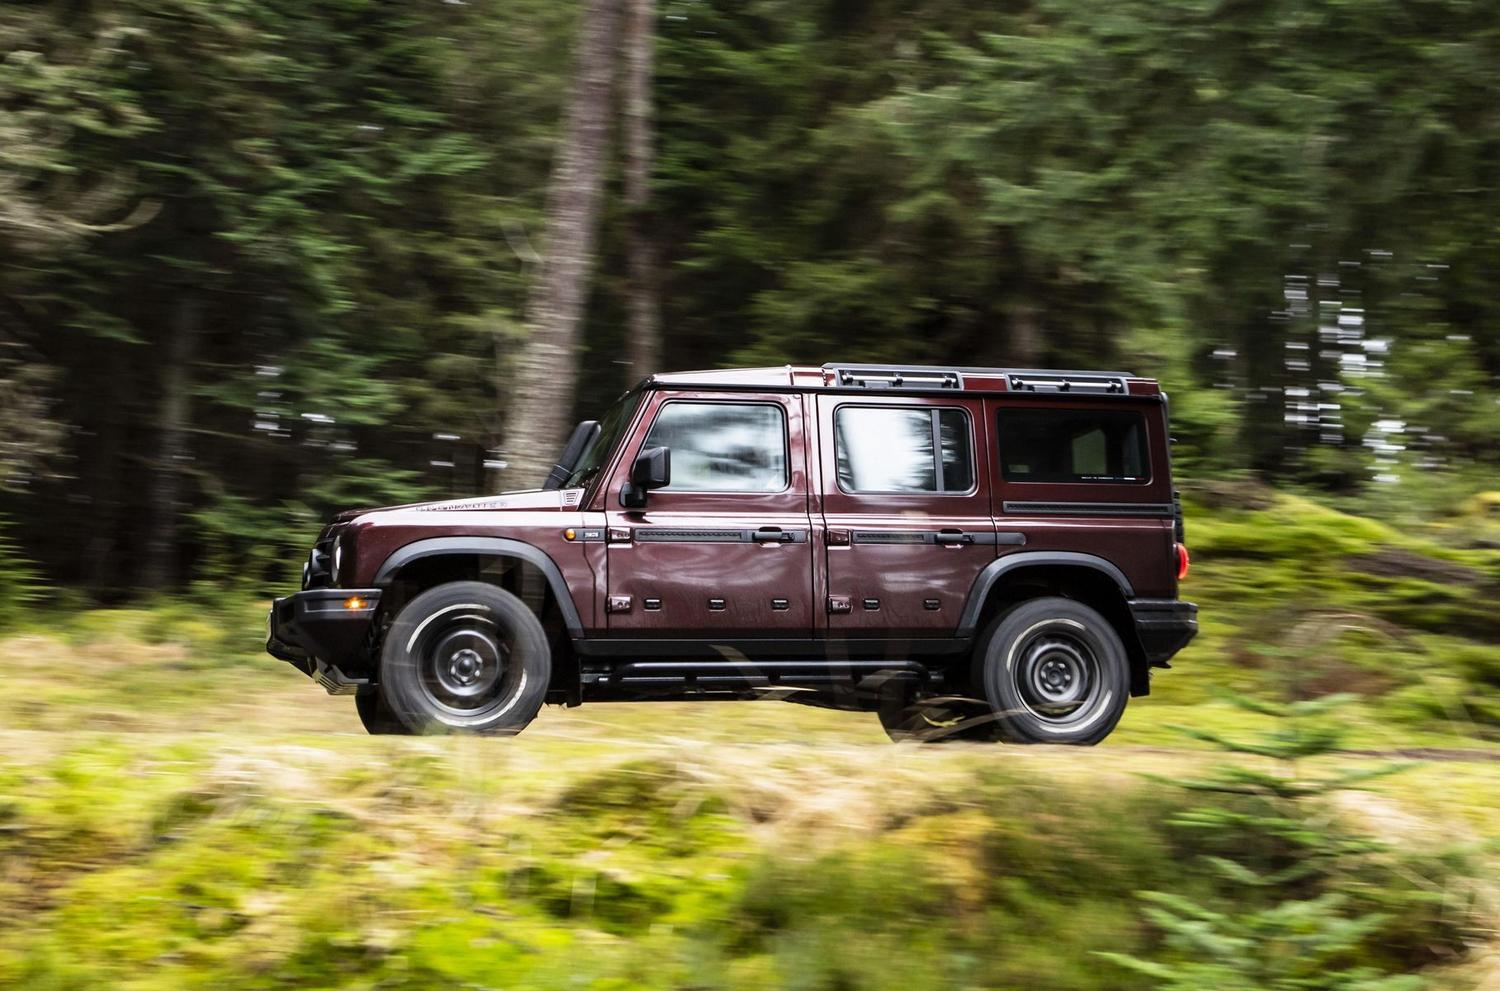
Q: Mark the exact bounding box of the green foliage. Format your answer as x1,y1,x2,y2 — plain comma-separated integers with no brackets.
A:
0,602,1488,987
190,459,432,592
3,0,1500,594
1104,693,1463,990
1,0,574,593
0,515,39,631
651,0,1500,480
1168,490,1500,732
0,712,1480,990
1106,891,1424,991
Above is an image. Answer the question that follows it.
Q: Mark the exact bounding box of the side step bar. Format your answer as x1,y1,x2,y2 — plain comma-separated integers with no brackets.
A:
584,658,931,688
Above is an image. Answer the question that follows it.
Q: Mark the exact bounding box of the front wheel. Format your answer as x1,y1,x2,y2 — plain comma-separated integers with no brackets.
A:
977,597,1130,745
354,687,411,735
379,581,551,736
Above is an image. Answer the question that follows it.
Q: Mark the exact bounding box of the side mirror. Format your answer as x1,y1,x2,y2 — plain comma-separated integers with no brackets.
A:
620,446,670,508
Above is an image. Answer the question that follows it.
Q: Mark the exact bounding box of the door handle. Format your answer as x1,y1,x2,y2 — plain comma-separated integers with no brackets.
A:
934,530,973,546
752,527,795,543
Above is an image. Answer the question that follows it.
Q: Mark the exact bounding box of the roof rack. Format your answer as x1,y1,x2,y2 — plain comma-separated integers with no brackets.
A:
1005,372,1128,395
822,363,1136,395
827,366,963,390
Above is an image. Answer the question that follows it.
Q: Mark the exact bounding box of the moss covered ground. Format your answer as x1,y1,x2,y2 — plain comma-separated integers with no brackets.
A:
0,493,1496,989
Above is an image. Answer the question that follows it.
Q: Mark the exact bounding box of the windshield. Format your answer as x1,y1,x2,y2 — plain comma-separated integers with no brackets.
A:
562,389,643,490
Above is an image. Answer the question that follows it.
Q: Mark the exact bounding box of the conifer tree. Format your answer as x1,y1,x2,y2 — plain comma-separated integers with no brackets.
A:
1101,689,1426,990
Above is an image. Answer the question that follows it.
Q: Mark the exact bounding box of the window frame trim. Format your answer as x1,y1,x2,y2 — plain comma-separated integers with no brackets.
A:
832,403,979,497
996,407,1153,486
639,398,792,495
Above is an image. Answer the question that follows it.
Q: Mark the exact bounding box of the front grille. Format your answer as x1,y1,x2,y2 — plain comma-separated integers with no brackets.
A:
302,525,342,589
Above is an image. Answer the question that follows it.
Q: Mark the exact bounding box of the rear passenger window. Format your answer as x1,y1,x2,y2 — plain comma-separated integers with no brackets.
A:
643,401,787,491
998,409,1148,484
835,407,974,494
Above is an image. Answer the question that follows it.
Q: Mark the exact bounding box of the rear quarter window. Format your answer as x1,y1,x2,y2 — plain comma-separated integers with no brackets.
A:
998,408,1150,484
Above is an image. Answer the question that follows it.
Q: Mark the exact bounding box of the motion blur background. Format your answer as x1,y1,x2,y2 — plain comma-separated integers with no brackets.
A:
1,1,1498,988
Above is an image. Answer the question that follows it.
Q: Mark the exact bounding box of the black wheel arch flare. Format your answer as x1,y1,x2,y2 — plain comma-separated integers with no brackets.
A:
959,552,1153,696
373,536,586,637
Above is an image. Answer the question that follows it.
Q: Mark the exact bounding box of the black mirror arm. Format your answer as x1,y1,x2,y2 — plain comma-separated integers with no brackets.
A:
621,446,670,508
619,480,647,509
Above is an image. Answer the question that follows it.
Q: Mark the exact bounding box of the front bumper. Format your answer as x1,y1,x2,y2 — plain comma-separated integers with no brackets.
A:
1129,598,1198,666
267,588,382,693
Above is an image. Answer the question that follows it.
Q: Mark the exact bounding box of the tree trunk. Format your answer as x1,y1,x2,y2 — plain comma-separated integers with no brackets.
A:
623,0,660,384
503,0,624,488
84,344,124,596
142,293,199,590
1009,303,1042,366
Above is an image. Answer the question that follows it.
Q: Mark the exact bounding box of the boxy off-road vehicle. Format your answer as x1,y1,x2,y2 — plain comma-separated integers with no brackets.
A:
268,364,1197,743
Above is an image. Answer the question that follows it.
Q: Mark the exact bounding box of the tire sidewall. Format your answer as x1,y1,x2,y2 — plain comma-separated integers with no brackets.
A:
354,687,410,735
978,597,1129,745
380,581,551,735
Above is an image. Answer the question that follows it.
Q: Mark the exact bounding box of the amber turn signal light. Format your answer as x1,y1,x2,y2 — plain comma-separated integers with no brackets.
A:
343,595,369,610
563,528,577,541
1175,543,1191,581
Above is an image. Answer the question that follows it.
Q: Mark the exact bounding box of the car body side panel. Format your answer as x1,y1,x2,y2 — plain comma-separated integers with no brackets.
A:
815,394,998,636
346,508,600,630
338,386,1182,652
984,397,1177,599
601,389,817,637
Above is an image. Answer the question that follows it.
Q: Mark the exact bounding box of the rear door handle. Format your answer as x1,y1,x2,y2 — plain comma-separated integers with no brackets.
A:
934,530,974,546
752,527,795,543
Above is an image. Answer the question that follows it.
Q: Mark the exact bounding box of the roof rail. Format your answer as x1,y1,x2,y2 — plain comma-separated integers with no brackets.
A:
1006,372,1127,395
828,366,962,390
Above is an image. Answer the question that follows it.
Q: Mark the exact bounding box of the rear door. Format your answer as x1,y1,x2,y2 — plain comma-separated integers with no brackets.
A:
815,395,997,637
603,390,815,636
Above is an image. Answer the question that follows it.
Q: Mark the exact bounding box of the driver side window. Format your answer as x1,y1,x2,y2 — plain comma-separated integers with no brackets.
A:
642,401,787,492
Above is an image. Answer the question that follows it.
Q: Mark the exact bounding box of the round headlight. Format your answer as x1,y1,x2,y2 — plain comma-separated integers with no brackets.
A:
332,538,344,584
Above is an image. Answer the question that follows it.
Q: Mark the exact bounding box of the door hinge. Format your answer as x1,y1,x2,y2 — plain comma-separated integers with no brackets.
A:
607,594,632,613
827,595,852,614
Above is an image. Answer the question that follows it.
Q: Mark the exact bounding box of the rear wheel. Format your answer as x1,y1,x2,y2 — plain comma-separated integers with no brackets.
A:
977,596,1129,745
379,581,551,736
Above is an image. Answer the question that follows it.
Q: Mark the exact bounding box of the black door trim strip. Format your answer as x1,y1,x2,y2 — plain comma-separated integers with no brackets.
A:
850,530,1008,545
634,528,810,543
1002,501,1175,518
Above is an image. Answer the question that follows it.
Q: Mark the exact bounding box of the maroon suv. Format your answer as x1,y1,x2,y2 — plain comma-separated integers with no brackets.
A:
268,364,1197,744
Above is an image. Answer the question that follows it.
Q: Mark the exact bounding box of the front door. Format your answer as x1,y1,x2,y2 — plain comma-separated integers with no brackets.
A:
816,395,997,638
604,391,815,637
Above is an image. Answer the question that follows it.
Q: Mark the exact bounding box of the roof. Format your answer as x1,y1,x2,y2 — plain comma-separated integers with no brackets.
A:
646,363,1161,398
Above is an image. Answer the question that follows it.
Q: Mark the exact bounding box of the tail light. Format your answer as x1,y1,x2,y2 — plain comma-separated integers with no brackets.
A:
1175,542,1191,581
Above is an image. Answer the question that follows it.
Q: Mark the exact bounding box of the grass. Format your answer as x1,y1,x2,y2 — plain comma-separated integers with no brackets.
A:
1,718,1489,991
0,490,1497,989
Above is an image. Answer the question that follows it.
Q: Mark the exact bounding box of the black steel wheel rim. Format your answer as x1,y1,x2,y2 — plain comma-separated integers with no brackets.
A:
412,609,523,722
1012,624,1104,725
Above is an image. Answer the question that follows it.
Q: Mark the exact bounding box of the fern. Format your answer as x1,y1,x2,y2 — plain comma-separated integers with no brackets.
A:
1103,692,1430,989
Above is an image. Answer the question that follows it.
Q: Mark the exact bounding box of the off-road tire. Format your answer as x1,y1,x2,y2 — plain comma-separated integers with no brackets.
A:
976,596,1129,745
379,581,551,736
354,686,410,735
